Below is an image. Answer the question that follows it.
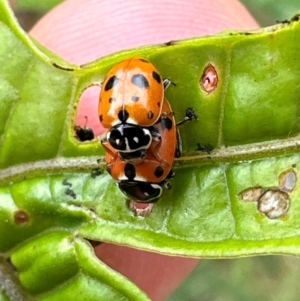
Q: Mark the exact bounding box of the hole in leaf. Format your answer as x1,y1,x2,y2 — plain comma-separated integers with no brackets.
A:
257,190,290,219
74,116,95,141
200,64,218,93
126,199,154,217
75,85,104,138
239,168,296,219
239,187,265,202
278,168,297,192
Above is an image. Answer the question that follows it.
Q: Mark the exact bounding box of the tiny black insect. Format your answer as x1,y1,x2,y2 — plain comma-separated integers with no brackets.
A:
196,143,214,154
74,116,94,141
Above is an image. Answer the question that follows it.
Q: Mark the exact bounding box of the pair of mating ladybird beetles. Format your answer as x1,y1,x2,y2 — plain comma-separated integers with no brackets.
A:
99,57,196,205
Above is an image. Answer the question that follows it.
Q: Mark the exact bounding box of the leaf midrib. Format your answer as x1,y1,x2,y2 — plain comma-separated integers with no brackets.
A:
0,135,299,185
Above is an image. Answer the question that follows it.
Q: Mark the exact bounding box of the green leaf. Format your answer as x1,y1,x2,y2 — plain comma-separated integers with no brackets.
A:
11,232,148,300
1,0,300,299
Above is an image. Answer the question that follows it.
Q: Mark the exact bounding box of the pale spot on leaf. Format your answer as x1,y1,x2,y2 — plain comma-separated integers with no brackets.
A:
239,187,265,202
258,190,290,219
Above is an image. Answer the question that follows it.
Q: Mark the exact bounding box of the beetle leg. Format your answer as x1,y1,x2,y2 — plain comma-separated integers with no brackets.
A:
101,134,118,158
163,78,177,90
160,180,172,190
176,107,198,126
175,128,183,158
166,170,175,179
196,143,214,154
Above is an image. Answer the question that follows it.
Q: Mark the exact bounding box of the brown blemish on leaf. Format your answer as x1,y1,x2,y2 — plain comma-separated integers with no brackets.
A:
14,210,29,225
200,64,218,93
239,168,297,219
257,190,290,219
278,168,297,192
239,187,265,202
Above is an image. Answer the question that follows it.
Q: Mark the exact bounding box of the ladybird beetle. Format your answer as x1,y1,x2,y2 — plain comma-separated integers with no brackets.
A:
99,57,172,127
99,57,173,156
104,98,197,203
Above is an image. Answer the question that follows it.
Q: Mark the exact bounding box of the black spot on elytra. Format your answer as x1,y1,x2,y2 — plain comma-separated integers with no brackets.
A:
124,163,136,180
131,96,139,102
148,110,154,119
118,109,129,122
152,71,161,84
109,97,116,103
154,166,164,178
157,102,161,107
139,58,150,63
161,116,173,130
99,115,103,122
105,76,119,91
131,74,149,89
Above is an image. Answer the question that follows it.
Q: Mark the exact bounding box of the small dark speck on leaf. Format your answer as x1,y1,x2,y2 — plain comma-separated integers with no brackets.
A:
164,40,176,46
65,188,76,199
52,62,75,71
91,168,102,178
277,19,290,24
62,179,72,187
197,143,214,154
14,210,29,225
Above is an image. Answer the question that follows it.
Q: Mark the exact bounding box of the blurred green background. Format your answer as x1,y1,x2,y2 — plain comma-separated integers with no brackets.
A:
12,0,300,300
